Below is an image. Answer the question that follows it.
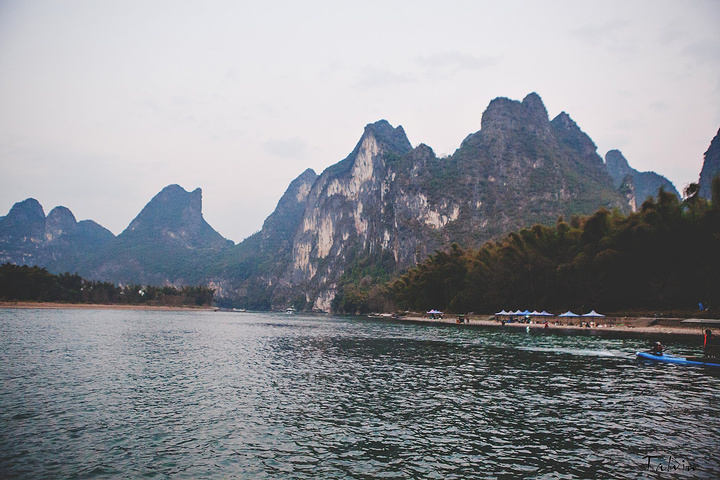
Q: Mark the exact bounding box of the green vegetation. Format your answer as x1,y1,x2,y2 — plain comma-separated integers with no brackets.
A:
389,185,719,314
331,249,396,314
334,181,720,315
0,263,214,306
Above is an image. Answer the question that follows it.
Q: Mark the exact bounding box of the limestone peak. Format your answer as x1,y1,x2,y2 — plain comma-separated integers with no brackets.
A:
45,206,78,242
6,198,45,223
360,120,412,155
481,92,551,138
122,184,229,250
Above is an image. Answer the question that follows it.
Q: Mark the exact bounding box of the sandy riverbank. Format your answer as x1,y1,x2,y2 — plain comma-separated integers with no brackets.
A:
396,314,715,337
0,301,216,312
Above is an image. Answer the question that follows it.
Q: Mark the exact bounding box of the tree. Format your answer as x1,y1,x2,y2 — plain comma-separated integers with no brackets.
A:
684,182,700,223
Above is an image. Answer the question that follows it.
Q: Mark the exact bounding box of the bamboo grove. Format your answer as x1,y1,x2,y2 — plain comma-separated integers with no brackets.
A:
388,182,720,315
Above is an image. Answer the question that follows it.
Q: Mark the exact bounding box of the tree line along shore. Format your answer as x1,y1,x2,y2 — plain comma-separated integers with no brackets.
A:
0,263,214,307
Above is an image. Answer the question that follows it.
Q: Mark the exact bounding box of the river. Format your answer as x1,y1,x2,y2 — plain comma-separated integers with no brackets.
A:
1,308,718,479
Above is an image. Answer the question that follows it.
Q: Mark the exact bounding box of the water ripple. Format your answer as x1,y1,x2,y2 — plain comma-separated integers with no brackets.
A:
1,310,719,479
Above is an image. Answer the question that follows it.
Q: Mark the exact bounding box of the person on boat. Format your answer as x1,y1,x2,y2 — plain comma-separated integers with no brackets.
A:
650,341,664,356
704,330,718,358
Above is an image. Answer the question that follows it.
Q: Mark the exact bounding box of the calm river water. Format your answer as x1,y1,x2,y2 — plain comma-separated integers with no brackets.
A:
1,309,719,479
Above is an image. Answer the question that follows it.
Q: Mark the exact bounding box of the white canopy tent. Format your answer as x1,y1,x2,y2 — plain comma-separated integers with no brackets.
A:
559,311,579,317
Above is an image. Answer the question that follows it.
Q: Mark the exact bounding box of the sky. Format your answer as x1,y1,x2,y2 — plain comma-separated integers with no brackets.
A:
1,0,719,243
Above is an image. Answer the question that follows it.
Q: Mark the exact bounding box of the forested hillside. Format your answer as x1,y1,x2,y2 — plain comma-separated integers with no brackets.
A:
335,180,720,315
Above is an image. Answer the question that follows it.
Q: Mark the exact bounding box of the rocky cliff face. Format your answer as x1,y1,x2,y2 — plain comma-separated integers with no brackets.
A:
273,121,420,310
445,94,626,243
0,199,114,271
699,127,720,199
605,150,680,206
208,169,318,307
259,168,319,250
269,94,634,312
617,175,638,212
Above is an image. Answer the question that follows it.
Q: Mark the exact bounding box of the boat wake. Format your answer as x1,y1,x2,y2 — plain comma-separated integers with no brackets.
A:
517,346,619,357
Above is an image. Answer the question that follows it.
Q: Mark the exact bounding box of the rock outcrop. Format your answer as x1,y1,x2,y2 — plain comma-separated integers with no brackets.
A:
699,127,720,199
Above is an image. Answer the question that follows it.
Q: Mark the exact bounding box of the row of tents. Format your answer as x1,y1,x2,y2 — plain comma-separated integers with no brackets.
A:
494,309,605,317
426,309,607,317
427,309,605,317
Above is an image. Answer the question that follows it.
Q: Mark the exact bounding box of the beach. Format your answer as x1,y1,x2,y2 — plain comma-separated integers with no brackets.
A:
396,313,715,336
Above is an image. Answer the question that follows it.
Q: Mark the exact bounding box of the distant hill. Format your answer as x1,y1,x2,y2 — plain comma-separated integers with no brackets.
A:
605,149,680,206
84,184,233,286
0,198,114,272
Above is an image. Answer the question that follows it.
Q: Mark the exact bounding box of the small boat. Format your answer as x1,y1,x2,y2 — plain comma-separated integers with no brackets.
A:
636,351,720,368
285,307,296,314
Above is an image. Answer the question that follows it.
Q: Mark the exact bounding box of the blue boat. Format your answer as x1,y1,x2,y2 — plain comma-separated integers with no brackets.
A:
636,351,720,368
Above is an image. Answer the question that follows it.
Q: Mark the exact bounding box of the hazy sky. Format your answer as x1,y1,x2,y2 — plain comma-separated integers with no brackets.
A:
1,1,719,242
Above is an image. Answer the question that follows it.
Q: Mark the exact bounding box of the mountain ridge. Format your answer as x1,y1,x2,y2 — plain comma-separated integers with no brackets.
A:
0,198,114,272
2,93,703,313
